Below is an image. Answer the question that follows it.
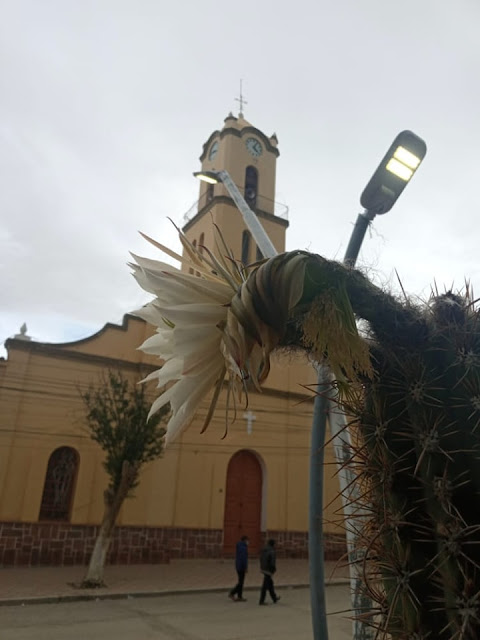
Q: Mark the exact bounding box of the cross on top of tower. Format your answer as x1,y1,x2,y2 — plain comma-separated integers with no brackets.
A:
234,79,248,118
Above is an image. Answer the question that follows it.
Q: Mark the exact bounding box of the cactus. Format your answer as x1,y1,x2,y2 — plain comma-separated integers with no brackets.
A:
348,290,480,639
237,253,480,639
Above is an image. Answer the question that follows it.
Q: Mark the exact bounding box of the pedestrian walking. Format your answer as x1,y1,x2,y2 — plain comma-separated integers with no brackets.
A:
228,535,249,602
259,539,280,605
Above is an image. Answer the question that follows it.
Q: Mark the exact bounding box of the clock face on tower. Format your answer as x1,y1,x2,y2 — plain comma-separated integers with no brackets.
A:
245,137,263,157
208,141,219,161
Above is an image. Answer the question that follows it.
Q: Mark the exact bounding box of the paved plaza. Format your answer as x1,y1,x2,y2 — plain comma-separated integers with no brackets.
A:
0,559,352,639
0,558,349,604
1,586,352,640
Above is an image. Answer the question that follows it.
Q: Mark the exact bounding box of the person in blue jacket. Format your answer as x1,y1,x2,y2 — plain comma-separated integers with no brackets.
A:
228,535,249,602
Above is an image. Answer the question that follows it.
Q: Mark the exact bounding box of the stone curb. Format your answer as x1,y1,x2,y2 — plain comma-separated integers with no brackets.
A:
0,578,349,607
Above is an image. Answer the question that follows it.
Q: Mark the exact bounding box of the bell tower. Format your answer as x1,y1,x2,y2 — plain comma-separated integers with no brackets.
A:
182,113,288,265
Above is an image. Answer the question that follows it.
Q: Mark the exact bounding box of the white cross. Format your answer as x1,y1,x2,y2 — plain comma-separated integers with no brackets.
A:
234,79,248,118
243,410,256,435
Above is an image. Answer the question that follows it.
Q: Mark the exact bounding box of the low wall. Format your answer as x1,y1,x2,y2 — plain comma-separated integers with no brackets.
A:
0,522,170,567
0,522,345,566
266,530,345,560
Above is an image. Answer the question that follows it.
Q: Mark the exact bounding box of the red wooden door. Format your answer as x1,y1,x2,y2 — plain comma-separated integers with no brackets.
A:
223,450,262,555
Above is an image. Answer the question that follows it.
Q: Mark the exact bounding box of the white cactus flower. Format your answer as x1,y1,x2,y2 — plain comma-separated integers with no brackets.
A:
130,225,259,445
131,225,370,445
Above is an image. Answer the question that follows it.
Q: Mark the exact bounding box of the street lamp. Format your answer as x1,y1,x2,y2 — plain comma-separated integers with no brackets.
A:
193,169,277,259
344,130,427,265
310,130,427,640
361,130,427,214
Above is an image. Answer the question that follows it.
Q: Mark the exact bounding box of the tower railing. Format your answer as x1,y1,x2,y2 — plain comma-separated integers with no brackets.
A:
182,192,289,226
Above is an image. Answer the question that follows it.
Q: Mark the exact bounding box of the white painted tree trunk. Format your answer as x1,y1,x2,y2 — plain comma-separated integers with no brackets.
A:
82,507,116,586
82,461,136,588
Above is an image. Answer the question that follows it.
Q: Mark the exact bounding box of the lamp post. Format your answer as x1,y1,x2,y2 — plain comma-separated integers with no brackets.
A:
310,130,427,640
193,169,277,259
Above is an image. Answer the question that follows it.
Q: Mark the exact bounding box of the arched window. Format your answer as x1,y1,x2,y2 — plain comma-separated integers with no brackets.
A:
241,230,251,265
189,239,197,275
39,446,79,521
206,183,214,203
245,166,258,208
197,233,204,277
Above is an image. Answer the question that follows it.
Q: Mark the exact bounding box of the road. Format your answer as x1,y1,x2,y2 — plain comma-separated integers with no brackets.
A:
1,585,352,640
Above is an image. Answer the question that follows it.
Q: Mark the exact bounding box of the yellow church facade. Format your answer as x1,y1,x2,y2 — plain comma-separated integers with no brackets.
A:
0,114,344,565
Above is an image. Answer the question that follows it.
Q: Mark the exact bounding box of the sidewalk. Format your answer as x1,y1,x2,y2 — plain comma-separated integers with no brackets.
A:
0,558,350,606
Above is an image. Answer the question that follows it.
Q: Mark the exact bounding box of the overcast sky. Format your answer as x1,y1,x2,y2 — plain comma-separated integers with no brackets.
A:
2,0,480,353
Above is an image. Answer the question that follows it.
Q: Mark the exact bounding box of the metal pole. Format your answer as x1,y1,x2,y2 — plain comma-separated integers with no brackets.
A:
309,208,376,640
327,399,374,640
216,170,277,259
344,209,376,266
309,366,331,640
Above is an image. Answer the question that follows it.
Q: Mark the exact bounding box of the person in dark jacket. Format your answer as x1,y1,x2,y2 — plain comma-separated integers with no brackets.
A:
228,535,249,602
259,539,280,605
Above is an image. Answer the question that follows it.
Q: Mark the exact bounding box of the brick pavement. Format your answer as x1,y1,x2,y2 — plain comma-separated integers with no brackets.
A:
0,558,350,605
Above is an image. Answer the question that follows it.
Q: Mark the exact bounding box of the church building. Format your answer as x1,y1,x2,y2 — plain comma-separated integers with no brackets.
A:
0,113,344,566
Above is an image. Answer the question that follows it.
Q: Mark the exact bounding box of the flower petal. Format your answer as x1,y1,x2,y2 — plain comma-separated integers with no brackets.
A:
164,360,225,444
158,303,227,327
138,331,174,356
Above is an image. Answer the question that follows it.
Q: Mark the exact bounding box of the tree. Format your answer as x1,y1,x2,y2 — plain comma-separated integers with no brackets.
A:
79,370,168,588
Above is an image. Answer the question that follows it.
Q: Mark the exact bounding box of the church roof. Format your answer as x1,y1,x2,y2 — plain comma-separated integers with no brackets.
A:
223,112,253,128
199,113,279,161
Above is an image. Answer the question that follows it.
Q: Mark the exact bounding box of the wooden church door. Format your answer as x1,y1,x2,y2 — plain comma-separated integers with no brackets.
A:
223,450,262,555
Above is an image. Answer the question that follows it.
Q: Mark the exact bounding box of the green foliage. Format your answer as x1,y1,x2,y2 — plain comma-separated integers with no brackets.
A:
80,370,168,495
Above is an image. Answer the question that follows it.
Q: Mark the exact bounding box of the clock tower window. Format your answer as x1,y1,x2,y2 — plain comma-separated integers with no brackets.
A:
244,166,258,208
206,183,214,203
189,239,197,275
241,230,251,265
196,234,204,276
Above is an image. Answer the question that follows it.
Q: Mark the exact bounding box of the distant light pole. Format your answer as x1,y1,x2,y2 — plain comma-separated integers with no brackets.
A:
310,130,427,640
194,170,277,259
